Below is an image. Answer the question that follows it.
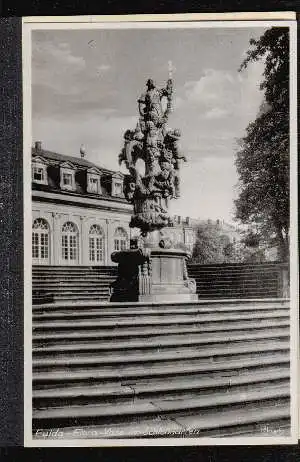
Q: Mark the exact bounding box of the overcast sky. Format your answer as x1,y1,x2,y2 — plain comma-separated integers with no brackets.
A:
32,26,267,223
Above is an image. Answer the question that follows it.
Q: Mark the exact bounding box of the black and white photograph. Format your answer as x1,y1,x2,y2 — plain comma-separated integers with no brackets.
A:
23,14,298,446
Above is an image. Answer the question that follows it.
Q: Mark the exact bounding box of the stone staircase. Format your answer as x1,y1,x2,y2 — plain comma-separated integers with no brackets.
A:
32,263,288,305
32,266,117,304
32,298,290,438
187,263,288,299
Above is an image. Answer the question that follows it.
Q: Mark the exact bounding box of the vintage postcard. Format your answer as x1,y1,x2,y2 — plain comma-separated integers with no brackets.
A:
22,13,298,446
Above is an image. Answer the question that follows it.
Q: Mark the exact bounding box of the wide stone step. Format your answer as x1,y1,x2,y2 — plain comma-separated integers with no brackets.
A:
32,351,289,385
33,399,289,438
33,265,116,268
197,286,278,293
33,338,289,369
33,310,289,331
32,298,289,311
32,268,116,272
187,268,281,274
50,294,110,301
32,365,289,402
33,279,113,284
32,304,289,321
189,265,279,271
33,294,111,301
46,288,110,294
33,295,110,302
32,318,289,344
34,289,110,296
196,290,278,298
187,264,282,271
32,270,116,276
195,282,278,289
32,283,113,290
32,276,114,281
33,319,290,345
195,286,278,293
196,284,278,298
189,272,278,280
32,274,115,279
32,381,289,428
194,278,278,287
34,284,109,295
33,327,289,355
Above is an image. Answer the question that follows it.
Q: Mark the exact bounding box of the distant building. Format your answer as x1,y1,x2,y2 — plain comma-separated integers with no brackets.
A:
31,142,195,266
264,247,279,261
165,215,196,253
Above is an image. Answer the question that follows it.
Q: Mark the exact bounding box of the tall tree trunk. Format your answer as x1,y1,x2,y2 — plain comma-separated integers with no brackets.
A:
276,227,289,262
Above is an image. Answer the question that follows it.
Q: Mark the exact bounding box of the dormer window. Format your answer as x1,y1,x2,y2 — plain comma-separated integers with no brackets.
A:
114,182,122,196
89,176,99,193
62,172,73,186
87,169,102,195
33,165,45,182
111,173,124,197
60,162,76,191
32,157,48,185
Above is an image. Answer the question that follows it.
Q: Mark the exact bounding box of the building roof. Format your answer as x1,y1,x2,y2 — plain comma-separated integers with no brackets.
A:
31,145,121,177
31,143,127,203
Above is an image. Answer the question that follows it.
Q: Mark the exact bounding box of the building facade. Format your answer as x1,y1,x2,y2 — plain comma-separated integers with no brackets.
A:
32,142,196,266
32,142,132,266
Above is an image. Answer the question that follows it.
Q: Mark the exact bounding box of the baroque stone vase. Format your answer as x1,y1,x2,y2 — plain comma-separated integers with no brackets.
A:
110,74,197,303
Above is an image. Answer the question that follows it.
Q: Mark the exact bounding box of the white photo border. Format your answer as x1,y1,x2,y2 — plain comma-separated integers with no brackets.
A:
23,13,298,447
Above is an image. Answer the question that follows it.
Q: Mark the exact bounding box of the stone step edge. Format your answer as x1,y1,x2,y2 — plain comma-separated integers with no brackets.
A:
32,305,290,320
32,367,290,400
32,329,290,353
32,383,290,421
32,311,289,330
32,341,289,367
32,320,290,341
33,316,290,330
32,322,290,342
32,402,290,438
32,353,290,383
35,289,111,294
31,298,290,309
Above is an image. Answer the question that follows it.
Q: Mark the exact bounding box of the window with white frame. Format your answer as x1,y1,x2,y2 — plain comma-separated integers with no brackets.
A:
87,174,101,194
112,176,124,197
32,163,47,184
63,173,72,185
60,166,76,191
89,224,105,263
32,218,50,264
114,182,123,196
61,221,79,263
114,227,128,251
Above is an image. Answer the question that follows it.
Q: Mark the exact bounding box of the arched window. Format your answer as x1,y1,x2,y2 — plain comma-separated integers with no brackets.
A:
32,218,50,264
61,221,79,263
89,224,105,264
114,227,128,251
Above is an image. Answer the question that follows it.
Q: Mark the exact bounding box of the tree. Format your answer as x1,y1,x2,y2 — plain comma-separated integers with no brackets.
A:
191,221,238,264
235,27,289,262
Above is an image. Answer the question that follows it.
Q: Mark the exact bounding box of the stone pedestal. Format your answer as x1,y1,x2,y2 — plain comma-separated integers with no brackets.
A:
110,247,197,302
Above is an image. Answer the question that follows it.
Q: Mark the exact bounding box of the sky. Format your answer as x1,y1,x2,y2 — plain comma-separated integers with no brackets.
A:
32,25,267,224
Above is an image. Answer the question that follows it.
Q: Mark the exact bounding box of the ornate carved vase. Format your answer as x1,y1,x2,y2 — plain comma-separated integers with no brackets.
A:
110,74,197,302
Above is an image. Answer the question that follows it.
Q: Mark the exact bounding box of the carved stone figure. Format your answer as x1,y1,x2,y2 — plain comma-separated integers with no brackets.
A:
119,74,187,235
111,69,198,303
138,78,173,128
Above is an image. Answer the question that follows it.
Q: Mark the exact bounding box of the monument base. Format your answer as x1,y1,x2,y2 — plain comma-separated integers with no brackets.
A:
138,292,198,302
110,247,197,303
